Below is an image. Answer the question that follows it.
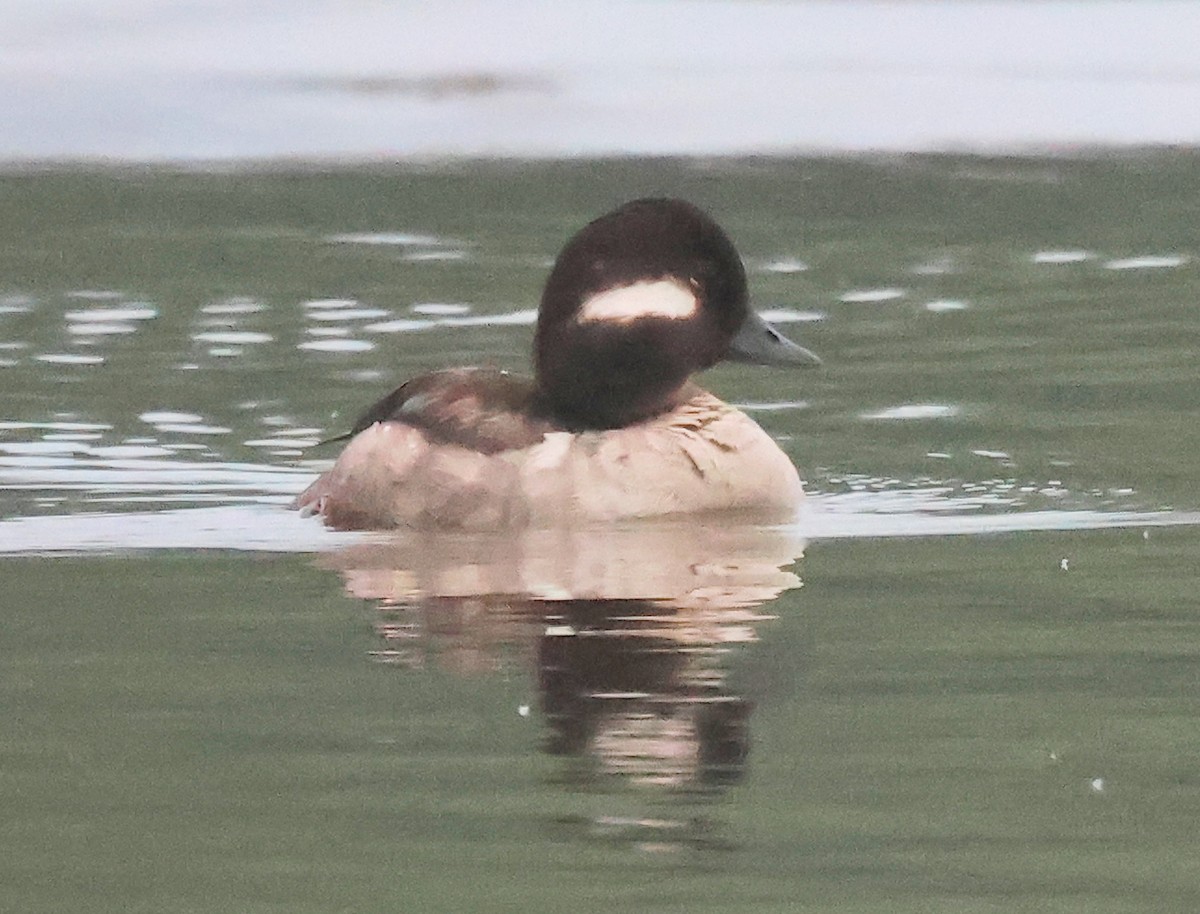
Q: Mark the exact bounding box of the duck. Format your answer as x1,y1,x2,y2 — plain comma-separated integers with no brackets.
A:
293,197,820,530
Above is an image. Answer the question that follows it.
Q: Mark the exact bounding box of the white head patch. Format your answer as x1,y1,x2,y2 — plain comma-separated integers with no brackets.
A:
577,279,699,325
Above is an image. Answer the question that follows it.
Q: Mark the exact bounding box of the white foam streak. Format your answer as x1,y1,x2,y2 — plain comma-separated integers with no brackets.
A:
325,232,444,246
0,499,1196,556
297,339,376,352
796,500,1200,541
65,306,157,322
756,308,826,323
1104,255,1189,271
840,288,906,303
862,404,960,420
0,505,360,555
193,331,273,344
36,354,104,365
1033,250,1092,264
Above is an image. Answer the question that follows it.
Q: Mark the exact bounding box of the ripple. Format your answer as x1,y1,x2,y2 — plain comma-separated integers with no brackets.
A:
341,369,383,382
1032,250,1092,264
325,231,445,246
0,441,88,456
840,288,906,303
297,338,376,353
303,298,360,311
910,257,957,275
735,400,809,412
65,305,157,322
0,294,35,314
271,427,324,438
140,411,204,424
42,432,105,442
155,424,232,436
0,420,112,432
759,258,808,274
862,404,960,420
65,290,124,301
361,318,430,334
193,331,274,344
90,445,174,458
66,322,139,335
443,309,538,327
924,299,969,313
1104,254,1189,271
201,298,266,315
796,499,1200,541
306,308,390,322
401,250,470,263
411,302,472,316
244,437,320,449
0,505,353,555
0,457,309,503
0,499,1195,556
757,308,826,323
36,353,105,365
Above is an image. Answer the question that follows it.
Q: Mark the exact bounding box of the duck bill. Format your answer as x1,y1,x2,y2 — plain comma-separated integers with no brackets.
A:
727,310,821,367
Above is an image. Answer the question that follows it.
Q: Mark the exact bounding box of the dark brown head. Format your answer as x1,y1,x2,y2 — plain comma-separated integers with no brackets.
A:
533,198,819,429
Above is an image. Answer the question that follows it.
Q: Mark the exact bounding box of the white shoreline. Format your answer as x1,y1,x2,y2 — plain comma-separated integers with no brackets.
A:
5,0,1200,161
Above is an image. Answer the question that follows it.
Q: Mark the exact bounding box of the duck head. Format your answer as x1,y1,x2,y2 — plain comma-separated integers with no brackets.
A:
533,198,820,429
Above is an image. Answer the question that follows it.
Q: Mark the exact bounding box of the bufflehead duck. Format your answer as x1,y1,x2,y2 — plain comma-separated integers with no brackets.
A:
294,198,820,529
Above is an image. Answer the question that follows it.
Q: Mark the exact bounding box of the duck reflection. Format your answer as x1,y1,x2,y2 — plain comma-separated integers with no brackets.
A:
538,597,762,790
319,521,804,801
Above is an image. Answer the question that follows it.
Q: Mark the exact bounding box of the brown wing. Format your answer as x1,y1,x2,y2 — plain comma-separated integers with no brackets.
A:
334,367,554,456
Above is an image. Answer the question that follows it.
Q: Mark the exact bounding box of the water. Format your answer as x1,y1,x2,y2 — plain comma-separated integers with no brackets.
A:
3,155,1200,911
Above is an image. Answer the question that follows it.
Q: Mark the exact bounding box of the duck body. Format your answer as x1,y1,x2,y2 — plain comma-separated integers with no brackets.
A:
294,367,803,529
294,199,819,530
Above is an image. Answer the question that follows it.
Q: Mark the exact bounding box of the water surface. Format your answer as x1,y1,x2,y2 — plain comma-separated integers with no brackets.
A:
2,155,1199,912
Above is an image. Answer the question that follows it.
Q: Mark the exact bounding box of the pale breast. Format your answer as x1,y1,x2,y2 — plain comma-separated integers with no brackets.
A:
293,390,803,530
517,392,802,524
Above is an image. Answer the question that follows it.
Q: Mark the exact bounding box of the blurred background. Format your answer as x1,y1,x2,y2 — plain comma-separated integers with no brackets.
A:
6,0,1200,161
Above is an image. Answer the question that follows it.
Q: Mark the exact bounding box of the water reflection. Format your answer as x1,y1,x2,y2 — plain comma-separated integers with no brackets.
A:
318,521,804,844
537,600,764,791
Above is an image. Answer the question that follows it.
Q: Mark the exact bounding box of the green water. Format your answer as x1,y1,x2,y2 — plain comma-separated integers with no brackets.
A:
6,530,1199,912
3,155,1199,511
2,155,1200,911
